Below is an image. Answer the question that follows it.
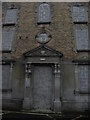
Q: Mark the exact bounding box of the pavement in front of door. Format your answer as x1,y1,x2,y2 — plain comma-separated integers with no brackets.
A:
1,110,89,120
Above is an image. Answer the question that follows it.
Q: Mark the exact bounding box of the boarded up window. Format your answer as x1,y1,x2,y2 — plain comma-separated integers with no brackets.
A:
2,27,15,51
75,65,90,92
72,6,88,22
75,25,89,50
2,65,10,89
4,9,18,24
89,66,90,90
37,3,51,23
78,66,88,92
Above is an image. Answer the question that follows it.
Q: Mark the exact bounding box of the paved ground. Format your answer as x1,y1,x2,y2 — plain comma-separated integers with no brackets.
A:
1,111,89,120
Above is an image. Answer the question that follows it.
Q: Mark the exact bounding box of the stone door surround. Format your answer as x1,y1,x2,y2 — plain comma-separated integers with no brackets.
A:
23,45,63,112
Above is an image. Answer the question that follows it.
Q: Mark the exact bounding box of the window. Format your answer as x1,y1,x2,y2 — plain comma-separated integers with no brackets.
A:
4,8,18,25
74,25,88,50
75,65,90,93
2,6,18,52
2,26,15,51
72,5,88,22
2,64,11,89
72,4,89,51
37,3,51,24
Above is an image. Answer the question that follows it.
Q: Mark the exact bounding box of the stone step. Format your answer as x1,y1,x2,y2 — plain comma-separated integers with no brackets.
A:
1,112,89,120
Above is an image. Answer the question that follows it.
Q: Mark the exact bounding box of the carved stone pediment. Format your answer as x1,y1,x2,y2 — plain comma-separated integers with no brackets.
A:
24,45,63,57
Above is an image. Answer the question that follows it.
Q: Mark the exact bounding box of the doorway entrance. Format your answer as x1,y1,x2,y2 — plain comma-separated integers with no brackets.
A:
23,45,63,112
33,64,53,111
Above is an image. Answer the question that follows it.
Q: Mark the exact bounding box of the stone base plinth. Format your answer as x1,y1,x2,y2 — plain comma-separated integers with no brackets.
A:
23,98,30,109
54,100,61,112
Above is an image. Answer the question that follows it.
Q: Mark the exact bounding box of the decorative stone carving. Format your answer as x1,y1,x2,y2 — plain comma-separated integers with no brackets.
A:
35,26,52,44
24,45,63,57
36,32,51,44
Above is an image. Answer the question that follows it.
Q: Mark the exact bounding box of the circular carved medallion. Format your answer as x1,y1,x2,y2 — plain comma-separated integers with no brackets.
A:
36,32,51,44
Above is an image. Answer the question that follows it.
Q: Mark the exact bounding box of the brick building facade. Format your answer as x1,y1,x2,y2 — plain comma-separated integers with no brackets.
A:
1,2,90,112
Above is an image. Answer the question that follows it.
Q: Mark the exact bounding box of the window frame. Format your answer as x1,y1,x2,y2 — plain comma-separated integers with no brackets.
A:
71,3,90,52
72,5,88,23
73,24,89,51
3,8,18,25
2,5,19,52
2,61,13,92
2,60,15,93
34,2,53,25
2,26,15,52
37,3,51,24
74,63,90,94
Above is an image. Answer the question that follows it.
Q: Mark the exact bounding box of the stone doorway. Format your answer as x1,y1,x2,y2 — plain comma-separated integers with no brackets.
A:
23,45,63,112
33,64,54,111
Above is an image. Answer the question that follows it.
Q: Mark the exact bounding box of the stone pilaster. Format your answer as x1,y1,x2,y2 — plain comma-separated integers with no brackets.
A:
8,63,14,99
54,63,61,112
23,63,31,109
